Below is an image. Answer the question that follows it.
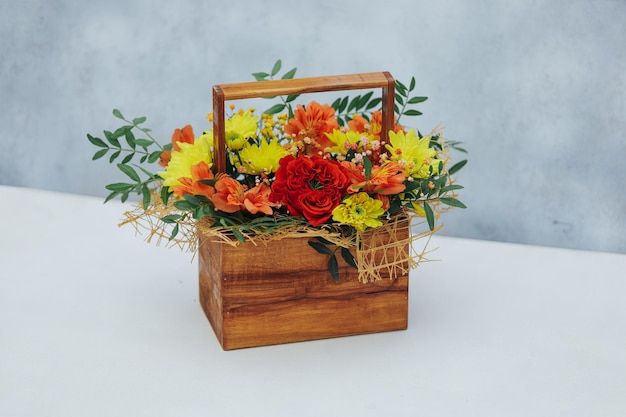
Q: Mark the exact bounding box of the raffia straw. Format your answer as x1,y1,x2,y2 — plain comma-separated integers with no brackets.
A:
355,211,441,283
118,191,442,283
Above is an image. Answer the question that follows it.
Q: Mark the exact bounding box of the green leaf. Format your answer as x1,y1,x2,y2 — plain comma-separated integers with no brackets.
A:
183,193,200,207
141,184,151,210
125,130,136,149
271,59,282,76
340,247,357,269
173,200,195,211
169,223,179,241
395,80,407,96
281,67,297,80
134,139,152,148
132,116,147,125
263,103,286,115
365,97,382,110
447,159,467,176
92,148,108,160
363,155,372,180
161,186,170,206
328,255,339,282
103,191,120,204
112,109,124,119
357,91,374,109
252,72,269,81
439,184,464,194
121,153,133,164
347,95,361,113
232,229,246,243
408,96,428,104
439,197,467,209
112,125,131,139
285,94,300,103
409,77,416,91
331,97,342,109
108,150,121,163
338,96,349,113
148,150,161,164
395,93,404,106
403,109,423,116
161,214,183,224
308,240,333,255
423,201,435,231
105,182,132,191
87,134,108,148
117,164,141,182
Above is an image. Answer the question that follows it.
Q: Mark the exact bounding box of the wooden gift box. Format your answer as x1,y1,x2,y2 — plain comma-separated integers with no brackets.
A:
200,72,411,350
198,217,411,350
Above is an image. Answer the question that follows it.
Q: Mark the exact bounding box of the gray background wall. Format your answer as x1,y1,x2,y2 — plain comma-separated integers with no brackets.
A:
1,0,625,253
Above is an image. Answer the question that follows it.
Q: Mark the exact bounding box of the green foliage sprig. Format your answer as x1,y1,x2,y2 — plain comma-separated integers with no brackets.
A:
308,237,358,282
87,109,169,207
252,59,300,118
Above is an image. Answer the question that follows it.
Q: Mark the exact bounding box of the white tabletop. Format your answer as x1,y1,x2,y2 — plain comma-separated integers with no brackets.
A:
1,185,625,417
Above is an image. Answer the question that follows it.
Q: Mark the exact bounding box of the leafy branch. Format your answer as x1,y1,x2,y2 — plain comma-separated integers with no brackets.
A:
394,77,428,124
308,237,358,282
331,91,382,127
252,59,300,118
87,109,168,206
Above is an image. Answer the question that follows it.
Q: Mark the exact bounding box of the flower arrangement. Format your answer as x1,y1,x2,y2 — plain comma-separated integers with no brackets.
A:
87,60,466,281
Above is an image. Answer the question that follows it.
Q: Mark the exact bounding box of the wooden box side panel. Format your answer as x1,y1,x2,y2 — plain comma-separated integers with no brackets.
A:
221,276,408,349
198,223,410,350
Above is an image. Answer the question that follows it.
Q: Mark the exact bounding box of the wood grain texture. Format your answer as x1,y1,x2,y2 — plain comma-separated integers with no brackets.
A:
198,223,409,350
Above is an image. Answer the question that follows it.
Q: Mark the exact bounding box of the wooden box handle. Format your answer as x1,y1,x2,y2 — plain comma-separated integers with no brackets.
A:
212,71,395,173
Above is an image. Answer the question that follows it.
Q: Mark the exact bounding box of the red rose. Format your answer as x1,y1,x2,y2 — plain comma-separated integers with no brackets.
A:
270,155,351,226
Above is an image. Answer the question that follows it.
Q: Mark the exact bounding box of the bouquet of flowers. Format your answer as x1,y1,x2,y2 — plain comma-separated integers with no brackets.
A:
87,60,466,281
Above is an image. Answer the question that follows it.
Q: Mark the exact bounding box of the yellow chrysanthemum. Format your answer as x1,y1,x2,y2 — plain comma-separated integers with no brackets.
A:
385,129,441,178
238,140,289,175
324,129,367,154
331,192,384,231
159,131,213,190
225,110,258,151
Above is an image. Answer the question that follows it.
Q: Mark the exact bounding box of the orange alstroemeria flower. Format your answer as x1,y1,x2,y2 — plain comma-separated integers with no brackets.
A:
284,101,339,150
243,183,275,215
348,110,404,138
159,125,195,167
211,175,245,213
342,161,406,196
172,161,215,199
